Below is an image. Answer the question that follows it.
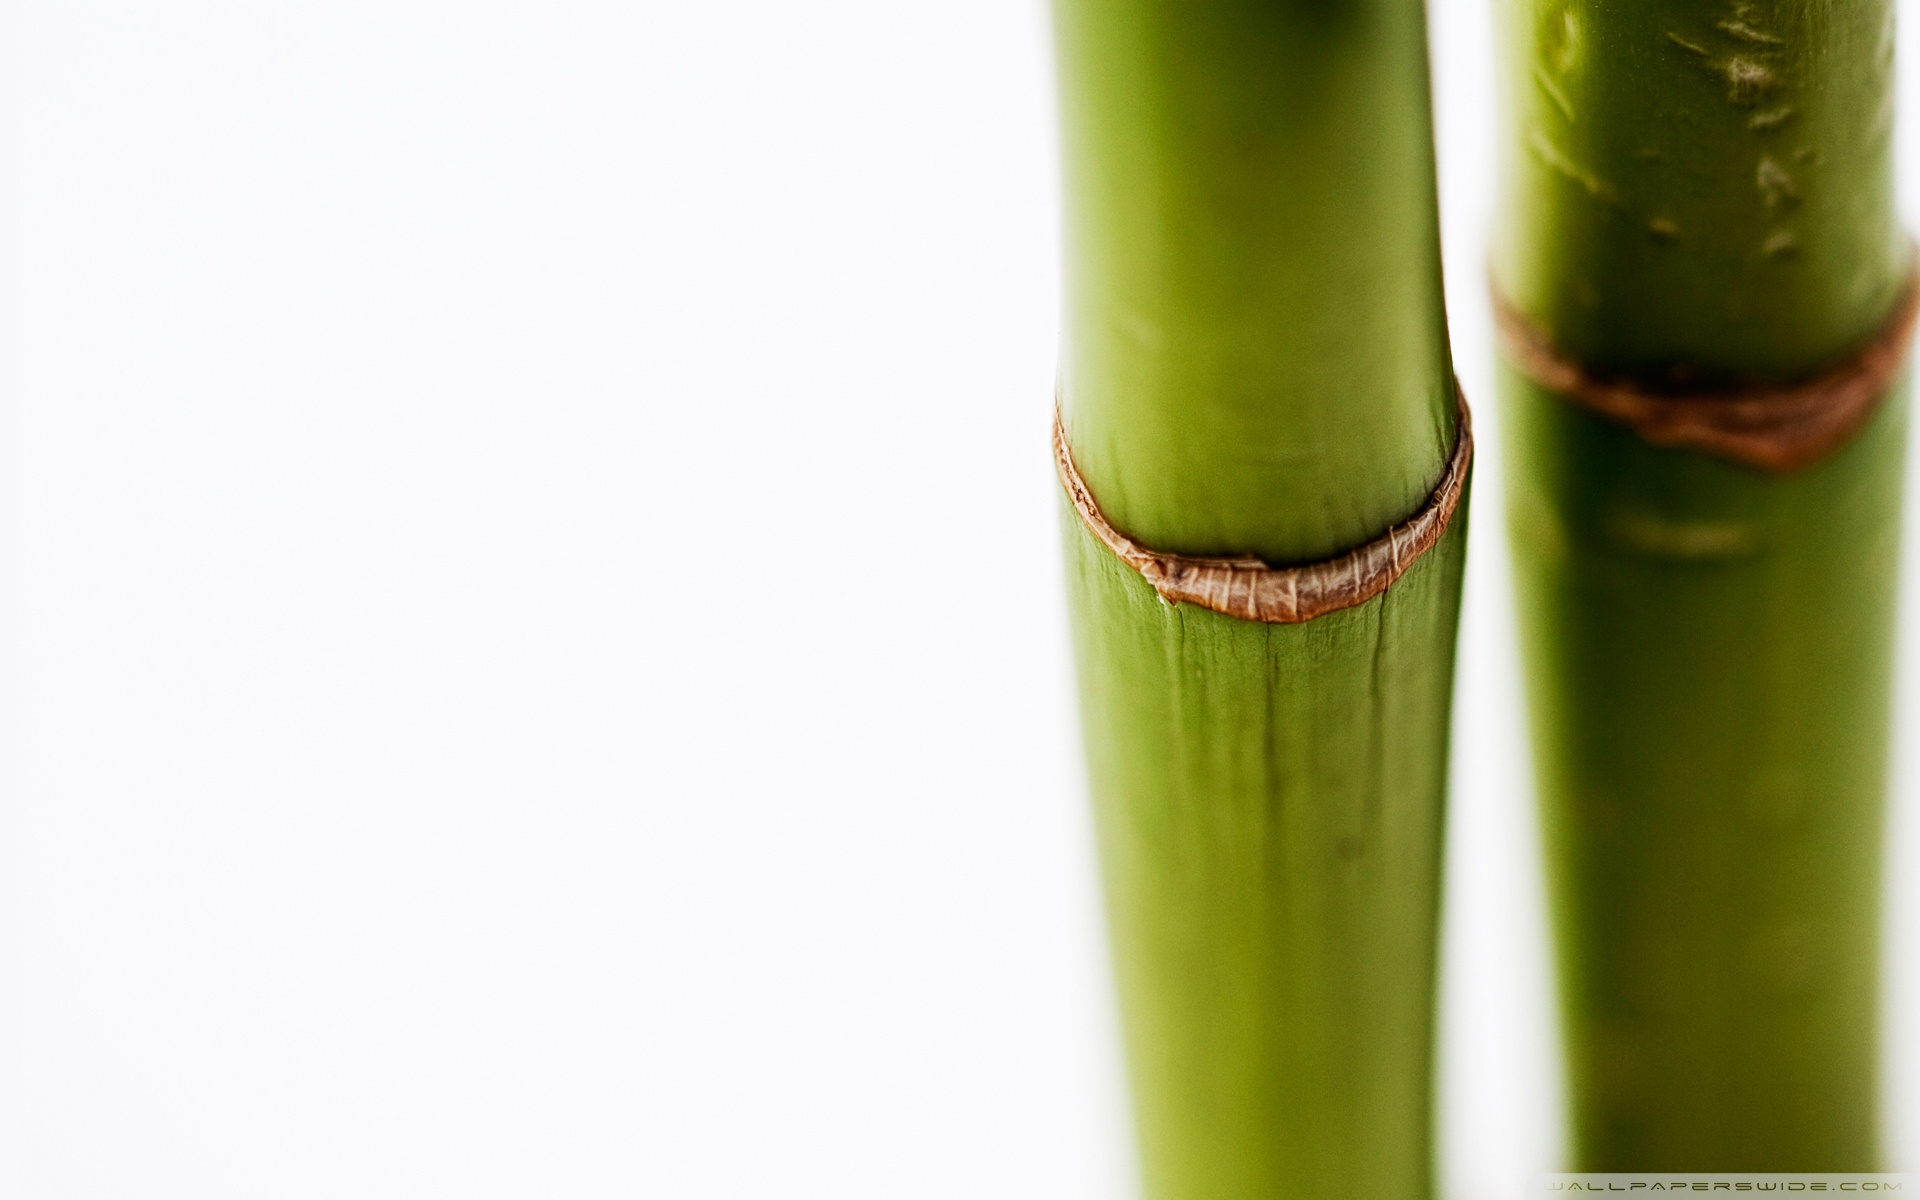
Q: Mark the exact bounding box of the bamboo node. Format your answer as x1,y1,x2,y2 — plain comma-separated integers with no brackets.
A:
1492,257,1920,473
1053,388,1472,625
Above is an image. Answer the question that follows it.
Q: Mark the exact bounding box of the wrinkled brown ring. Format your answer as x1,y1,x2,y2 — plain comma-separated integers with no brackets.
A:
1054,388,1472,624
1493,259,1920,474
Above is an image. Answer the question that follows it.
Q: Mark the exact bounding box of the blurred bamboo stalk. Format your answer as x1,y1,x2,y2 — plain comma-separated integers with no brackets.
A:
1494,0,1910,1168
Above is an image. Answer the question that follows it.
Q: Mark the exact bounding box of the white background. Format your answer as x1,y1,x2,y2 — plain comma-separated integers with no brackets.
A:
12,2,1920,1196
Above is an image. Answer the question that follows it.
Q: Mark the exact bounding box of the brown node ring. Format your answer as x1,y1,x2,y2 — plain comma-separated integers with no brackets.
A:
1054,388,1472,625
1492,259,1920,474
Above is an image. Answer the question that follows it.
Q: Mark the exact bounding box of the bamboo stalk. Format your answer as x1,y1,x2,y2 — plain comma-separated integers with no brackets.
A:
1051,2,1466,1195
1494,0,1909,1169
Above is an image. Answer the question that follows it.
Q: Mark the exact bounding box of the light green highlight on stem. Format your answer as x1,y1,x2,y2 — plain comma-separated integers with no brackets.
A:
1055,0,1456,564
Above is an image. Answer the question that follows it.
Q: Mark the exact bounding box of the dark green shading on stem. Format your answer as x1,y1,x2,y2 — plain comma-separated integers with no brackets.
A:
1507,371,1905,1167
1495,0,1908,1169
1053,1,1466,1196
1494,0,1906,377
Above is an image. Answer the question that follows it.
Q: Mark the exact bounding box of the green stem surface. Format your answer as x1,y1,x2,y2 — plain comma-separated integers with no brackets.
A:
1495,0,1908,1168
1053,2,1465,1196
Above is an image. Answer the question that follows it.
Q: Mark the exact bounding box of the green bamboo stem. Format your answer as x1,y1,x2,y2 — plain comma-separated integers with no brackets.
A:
1052,2,1465,1196
1495,0,1908,1169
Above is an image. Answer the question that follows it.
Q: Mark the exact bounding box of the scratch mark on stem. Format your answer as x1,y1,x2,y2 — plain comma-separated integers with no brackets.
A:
1762,229,1799,258
1757,156,1801,208
1725,58,1776,105
1719,20,1783,45
1534,66,1575,121
1529,129,1620,204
